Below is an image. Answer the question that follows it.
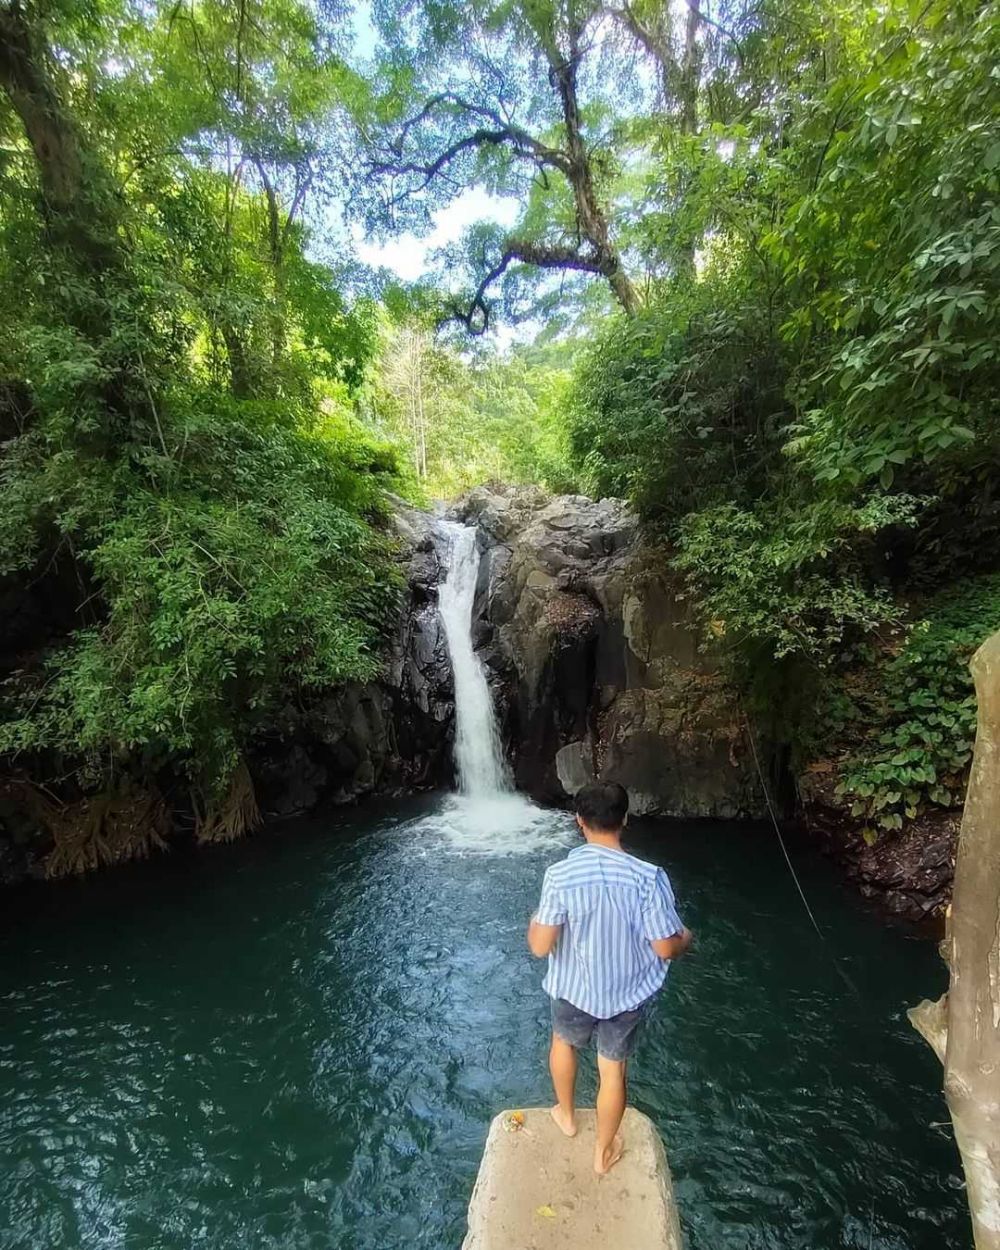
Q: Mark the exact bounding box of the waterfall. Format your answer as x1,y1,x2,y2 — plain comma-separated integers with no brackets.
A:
438,523,510,797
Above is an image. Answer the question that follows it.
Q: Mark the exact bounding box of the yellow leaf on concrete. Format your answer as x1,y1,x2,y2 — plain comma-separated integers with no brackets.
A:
536,1205,557,1219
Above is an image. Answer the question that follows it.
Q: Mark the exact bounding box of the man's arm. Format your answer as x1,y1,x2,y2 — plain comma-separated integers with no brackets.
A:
529,866,566,957
644,868,691,961
527,916,562,957
650,926,693,961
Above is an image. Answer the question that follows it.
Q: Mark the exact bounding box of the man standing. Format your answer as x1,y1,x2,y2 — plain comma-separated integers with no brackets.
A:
527,781,692,1174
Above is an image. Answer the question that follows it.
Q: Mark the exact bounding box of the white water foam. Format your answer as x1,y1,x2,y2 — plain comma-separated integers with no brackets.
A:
404,795,574,857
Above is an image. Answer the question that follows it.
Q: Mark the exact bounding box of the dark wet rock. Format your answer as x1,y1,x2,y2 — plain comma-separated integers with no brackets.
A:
798,770,957,925
460,486,761,819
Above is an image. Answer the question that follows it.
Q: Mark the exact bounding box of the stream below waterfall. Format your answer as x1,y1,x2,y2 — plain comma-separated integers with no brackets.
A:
0,796,969,1250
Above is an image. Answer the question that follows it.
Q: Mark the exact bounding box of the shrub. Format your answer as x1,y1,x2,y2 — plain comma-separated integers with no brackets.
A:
0,389,402,806
835,573,1000,834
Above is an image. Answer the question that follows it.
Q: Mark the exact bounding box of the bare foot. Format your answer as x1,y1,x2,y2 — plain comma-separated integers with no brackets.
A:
550,1104,577,1137
594,1133,624,1175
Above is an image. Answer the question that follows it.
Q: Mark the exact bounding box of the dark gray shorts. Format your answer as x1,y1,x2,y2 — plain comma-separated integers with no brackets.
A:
550,996,653,1062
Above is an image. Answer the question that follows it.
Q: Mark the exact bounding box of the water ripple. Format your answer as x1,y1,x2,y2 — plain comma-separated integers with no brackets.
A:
0,796,968,1249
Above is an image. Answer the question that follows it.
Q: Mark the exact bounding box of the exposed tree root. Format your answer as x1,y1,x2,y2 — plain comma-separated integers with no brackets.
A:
194,759,262,844
4,779,171,877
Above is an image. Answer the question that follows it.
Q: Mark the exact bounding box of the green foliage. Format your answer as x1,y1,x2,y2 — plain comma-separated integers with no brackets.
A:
777,3,1000,491
836,575,1000,833
570,276,786,524
0,0,402,817
431,345,578,497
673,495,921,664
0,389,401,796
363,320,578,499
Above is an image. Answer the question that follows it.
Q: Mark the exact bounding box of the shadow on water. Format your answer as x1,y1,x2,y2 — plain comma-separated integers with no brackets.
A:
0,794,968,1250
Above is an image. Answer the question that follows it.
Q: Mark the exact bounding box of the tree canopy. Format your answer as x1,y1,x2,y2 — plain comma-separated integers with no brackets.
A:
0,0,998,859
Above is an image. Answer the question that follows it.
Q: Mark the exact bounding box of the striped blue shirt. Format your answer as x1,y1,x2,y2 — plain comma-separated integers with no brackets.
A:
535,844,684,1019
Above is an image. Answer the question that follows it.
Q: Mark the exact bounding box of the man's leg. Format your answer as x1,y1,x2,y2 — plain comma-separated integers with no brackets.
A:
594,1053,627,1173
549,1033,578,1137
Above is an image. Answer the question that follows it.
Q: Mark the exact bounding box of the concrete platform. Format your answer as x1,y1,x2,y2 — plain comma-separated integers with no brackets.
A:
462,1107,683,1250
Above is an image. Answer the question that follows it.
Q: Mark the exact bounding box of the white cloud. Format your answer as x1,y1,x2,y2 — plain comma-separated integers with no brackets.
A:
354,187,520,281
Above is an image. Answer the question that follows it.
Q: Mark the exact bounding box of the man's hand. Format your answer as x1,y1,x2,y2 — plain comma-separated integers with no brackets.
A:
650,926,693,961
527,915,562,957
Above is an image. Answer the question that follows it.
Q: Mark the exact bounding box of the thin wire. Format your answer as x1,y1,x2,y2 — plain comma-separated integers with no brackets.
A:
743,712,825,941
743,711,861,998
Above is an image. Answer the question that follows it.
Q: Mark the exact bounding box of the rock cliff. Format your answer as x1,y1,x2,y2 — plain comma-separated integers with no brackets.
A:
260,485,763,823
457,486,761,818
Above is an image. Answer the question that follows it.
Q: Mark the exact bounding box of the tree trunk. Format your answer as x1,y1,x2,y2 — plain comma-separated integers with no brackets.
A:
546,27,638,316
0,1,120,275
613,3,677,111
680,0,702,137
609,0,701,278
221,325,255,399
252,159,288,373
404,331,421,476
415,340,427,480
0,0,153,445
0,2,83,211
910,627,1000,1250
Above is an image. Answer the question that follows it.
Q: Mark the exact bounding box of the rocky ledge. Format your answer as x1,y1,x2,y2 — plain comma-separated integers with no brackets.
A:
463,1107,683,1250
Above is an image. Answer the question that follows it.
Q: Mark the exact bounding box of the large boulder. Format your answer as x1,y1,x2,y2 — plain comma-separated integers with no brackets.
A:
458,486,761,818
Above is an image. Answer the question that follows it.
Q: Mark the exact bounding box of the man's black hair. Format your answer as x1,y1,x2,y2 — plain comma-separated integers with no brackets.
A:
574,781,629,832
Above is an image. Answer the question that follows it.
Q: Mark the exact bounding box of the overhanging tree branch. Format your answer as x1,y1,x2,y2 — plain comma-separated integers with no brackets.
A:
370,25,638,322
375,93,571,196
443,238,618,333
